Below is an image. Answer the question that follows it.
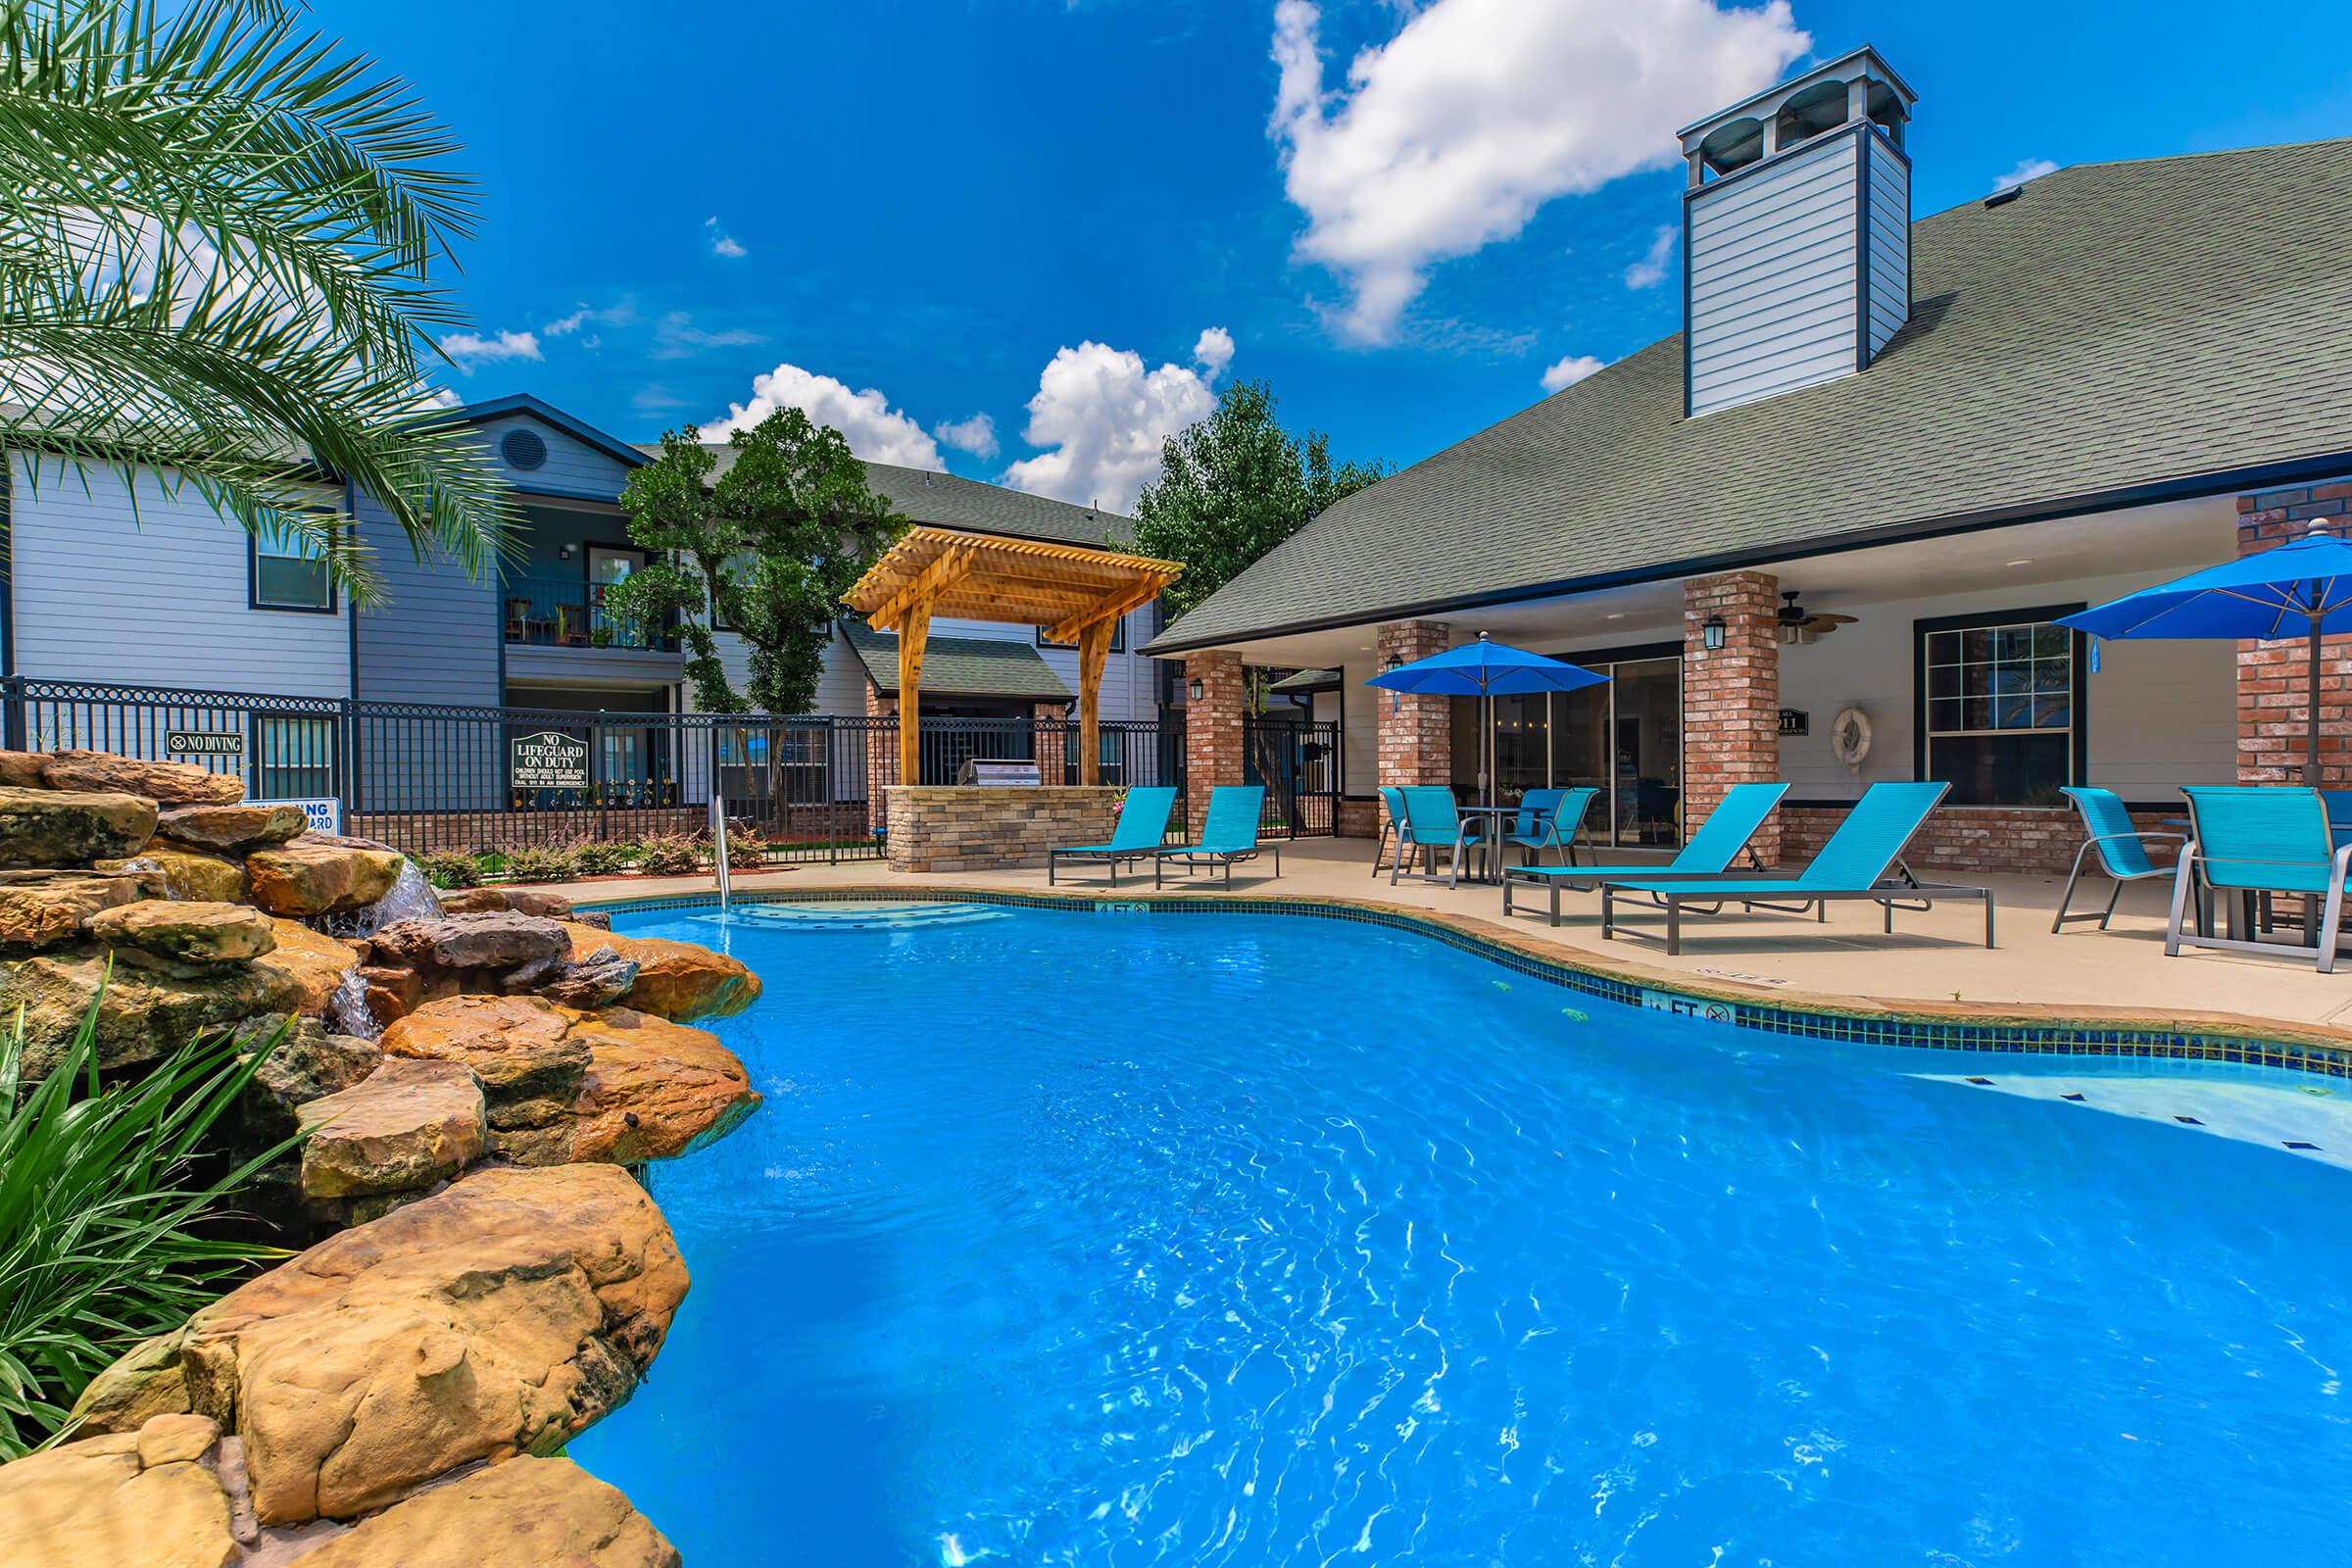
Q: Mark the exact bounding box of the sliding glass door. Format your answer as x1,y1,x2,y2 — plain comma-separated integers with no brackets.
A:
1450,649,1683,847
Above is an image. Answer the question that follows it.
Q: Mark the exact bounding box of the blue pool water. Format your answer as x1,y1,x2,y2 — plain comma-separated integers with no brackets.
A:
573,904,2352,1565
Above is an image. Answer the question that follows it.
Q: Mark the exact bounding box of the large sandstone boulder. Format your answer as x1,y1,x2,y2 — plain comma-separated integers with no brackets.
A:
0,1415,236,1568
381,994,589,1120
0,950,308,1079
229,1013,382,1143
298,1056,487,1201
369,910,570,972
292,1455,681,1568
538,945,638,1009
101,843,249,903
268,919,365,1016
0,867,159,949
245,839,403,917
559,1005,761,1166
0,747,49,787
41,749,244,804
89,899,277,966
439,886,578,919
154,801,309,854
0,784,158,866
74,1163,690,1526
558,921,760,1021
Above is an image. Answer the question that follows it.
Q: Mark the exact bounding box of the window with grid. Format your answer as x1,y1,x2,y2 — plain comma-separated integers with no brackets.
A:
1036,616,1125,653
256,717,335,799
252,511,333,611
1918,613,2081,806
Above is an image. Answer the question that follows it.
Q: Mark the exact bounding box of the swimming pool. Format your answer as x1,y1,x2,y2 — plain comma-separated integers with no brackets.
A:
573,901,2352,1565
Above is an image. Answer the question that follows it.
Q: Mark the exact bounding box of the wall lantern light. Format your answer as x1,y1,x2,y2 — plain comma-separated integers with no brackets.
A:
1701,613,1727,652
1187,676,1204,703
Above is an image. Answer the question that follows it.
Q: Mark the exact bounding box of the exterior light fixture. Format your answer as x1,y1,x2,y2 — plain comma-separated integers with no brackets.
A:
1701,613,1727,652
1187,676,1204,703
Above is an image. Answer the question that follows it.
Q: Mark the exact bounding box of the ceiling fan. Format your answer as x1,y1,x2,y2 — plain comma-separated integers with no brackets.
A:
1777,590,1859,644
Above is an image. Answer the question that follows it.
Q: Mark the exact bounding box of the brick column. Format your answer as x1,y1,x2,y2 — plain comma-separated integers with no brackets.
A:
1033,702,1068,784
1183,651,1245,830
1376,621,1452,837
2236,484,2352,785
1683,571,1782,862
863,679,897,835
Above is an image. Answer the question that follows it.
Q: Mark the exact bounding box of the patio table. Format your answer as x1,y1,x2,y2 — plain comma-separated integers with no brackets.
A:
1454,805,1522,885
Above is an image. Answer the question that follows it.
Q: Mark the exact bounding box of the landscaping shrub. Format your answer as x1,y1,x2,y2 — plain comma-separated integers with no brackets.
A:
636,834,705,876
0,998,297,1456
416,849,481,889
506,844,582,883
573,840,641,876
722,831,768,867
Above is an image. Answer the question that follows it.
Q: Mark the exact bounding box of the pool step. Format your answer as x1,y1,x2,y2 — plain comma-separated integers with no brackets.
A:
690,901,1011,933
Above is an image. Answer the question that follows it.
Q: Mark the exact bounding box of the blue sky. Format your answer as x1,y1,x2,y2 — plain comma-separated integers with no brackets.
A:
322,0,2352,512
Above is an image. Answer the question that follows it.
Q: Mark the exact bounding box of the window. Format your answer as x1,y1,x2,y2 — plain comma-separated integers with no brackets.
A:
1916,609,2083,806
1036,616,1125,653
251,512,333,612
255,717,335,800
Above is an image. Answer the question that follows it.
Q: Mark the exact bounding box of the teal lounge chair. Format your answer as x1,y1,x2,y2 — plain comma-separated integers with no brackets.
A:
2053,787,2183,932
1477,787,1596,869
1502,782,1788,926
2168,786,2351,971
1049,785,1177,886
1390,785,1477,887
1600,781,1992,956
1155,785,1276,887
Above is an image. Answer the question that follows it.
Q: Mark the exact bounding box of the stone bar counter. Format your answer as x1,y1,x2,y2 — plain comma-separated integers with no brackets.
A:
883,785,1125,873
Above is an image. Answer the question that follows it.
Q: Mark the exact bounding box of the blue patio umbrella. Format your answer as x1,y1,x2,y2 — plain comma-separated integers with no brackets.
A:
2059,528,2352,783
1367,633,1608,809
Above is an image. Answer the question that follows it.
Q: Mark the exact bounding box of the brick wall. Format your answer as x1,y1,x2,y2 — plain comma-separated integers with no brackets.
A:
863,680,896,835
882,785,1124,873
1684,571,1782,863
1335,796,1379,839
1183,652,1245,830
2237,483,2352,785
1033,702,1069,784
1375,622,1451,833
1780,803,2181,875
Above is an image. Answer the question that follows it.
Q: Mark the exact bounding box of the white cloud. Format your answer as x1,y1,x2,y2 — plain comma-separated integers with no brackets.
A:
700,363,945,467
650,311,766,361
706,217,747,258
1269,0,1808,343
933,412,1000,460
440,328,541,373
998,331,1230,512
1623,224,1676,289
1539,354,1604,393
1991,157,2058,194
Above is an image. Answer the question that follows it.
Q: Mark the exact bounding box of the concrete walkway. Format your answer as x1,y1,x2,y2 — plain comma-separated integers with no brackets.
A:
525,837,2352,1047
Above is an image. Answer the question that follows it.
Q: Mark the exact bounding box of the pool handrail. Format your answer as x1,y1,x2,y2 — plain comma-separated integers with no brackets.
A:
1501,782,1788,925
1047,785,1180,887
1154,785,1277,889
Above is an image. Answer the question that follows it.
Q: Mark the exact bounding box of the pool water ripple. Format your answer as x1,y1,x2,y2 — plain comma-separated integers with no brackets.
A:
573,907,2352,1565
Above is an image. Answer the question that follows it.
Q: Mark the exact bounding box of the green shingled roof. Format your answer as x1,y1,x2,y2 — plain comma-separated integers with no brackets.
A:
667,444,1133,550
1149,138,2352,653
840,620,1072,701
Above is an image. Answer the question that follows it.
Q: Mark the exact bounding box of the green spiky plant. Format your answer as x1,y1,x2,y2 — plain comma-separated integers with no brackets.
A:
0,0,513,603
0,995,298,1457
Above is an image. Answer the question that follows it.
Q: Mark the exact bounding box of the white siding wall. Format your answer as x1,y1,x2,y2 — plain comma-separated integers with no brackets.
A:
1341,655,1379,793
1775,566,2236,801
1863,131,1910,361
8,453,350,697
1687,130,1864,416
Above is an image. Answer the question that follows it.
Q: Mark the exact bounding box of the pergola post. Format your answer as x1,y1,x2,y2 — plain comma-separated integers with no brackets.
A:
897,595,931,787
1076,617,1113,785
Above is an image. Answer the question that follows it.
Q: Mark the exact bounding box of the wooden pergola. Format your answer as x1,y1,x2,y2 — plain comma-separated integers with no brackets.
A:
843,525,1184,786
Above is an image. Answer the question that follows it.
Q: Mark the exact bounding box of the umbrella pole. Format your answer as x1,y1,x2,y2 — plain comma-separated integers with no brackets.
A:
2311,613,2326,788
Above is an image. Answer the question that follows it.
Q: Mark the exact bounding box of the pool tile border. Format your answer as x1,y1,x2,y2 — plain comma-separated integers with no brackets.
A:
591,886,2352,1081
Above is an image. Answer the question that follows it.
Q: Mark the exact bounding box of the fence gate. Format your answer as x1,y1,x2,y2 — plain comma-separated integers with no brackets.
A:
1243,716,1341,838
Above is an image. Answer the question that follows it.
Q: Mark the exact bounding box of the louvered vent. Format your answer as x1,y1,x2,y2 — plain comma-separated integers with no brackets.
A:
500,429,548,470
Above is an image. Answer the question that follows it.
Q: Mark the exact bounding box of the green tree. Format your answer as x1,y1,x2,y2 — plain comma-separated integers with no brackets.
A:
1126,378,1388,620
0,0,514,601
609,408,906,714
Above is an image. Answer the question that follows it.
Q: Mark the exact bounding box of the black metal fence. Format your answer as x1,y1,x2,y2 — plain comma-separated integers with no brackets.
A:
1244,716,1342,838
0,677,1191,865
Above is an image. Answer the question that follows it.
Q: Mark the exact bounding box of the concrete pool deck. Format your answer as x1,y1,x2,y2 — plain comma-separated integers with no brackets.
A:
525,838,2352,1054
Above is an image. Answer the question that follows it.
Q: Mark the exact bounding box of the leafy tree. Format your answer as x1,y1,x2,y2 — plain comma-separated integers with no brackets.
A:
609,408,906,714
1126,378,1388,620
0,0,513,601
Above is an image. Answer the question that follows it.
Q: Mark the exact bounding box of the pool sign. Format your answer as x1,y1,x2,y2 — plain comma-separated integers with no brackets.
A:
511,730,590,790
251,797,341,835
1640,988,1735,1024
167,729,243,758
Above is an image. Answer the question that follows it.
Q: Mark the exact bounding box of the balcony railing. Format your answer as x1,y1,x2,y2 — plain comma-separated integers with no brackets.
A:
501,575,677,652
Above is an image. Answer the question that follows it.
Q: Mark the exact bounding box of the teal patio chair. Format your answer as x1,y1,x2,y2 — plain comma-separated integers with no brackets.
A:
1372,785,1406,878
1478,787,1596,869
1503,782,1788,926
2053,787,2183,933
2168,786,2351,971
1390,785,1476,888
1048,785,1178,886
1600,781,1992,956
1154,785,1276,888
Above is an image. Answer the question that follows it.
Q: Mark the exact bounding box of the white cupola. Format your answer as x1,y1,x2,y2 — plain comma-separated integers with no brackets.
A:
1678,46,1917,417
